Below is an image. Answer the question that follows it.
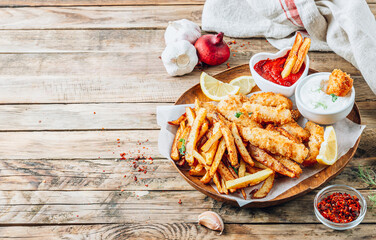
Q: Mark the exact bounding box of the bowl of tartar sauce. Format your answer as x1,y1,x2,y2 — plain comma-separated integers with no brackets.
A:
295,72,355,124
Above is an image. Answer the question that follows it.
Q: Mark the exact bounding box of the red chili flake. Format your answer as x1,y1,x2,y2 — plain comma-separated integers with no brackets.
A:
145,184,148,187
123,175,126,178
136,195,139,197
134,176,138,181
158,56,161,59
117,138,120,141
233,54,236,57
102,170,105,172
38,120,42,123
178,199,182,204
93,112,96,114
76,215,79,217
317,192,361,223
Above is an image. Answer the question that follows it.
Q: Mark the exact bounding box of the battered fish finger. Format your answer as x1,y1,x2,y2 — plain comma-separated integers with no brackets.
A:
249,92,293,109
326,69,353,97
217,94,262,128
280,122,310,142
240,127,308,163
273,154,302,177
303,121,324,166
242,102,293,125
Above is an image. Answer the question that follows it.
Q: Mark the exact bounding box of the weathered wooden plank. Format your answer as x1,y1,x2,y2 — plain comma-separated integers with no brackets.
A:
0,101,373,131
0,189,374,224
0,156,373,191
0,59,370,104
0,6,203,30
0,103,159,130
0,128,373,160
0,5,374,30
0,0,205,7
0,223,374,240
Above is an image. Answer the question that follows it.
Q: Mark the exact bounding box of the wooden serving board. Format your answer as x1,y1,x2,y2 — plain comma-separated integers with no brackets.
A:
173,64,361,208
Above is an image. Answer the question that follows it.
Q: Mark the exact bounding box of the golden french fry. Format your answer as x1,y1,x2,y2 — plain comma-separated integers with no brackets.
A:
246,164,263,174
168,113,186,126
194,163,204,172
281,55,297,79
197,120,209,141
177,126,190,157
201,129,222,152
193,150,207,167
185,107,196,126
252,172,275,199
231,123,254,166
204,140,219,165
284,32,303,69
200,170,212,184
209,138,226,178
217,161,235,182
238,159,246,178
220,122,238,167
185,108,207,165
292,37,311,74
170,120,185,161
213,172,222,193
253,161,268,170
226,163,246,199
226,169,274,190
221,177,228,194
248,145,295,178
189,168,206,176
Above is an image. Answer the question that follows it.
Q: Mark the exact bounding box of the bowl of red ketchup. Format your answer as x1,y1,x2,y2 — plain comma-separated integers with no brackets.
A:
249,47,309,97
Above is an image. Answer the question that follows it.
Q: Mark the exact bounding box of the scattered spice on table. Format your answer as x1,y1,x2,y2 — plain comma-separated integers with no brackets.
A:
178,199,182,204
317,192,361,223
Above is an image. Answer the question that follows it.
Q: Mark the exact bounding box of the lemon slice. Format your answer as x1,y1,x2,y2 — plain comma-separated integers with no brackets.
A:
317,126,338,165
200,72,240,101
229,76,256,95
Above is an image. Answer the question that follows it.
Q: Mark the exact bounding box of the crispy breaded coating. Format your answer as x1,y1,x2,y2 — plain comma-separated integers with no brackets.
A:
249,92,293,109
303,121,324,166
273,154,303,177
217,95,262,128
240,127,308,163
280,122,310,142
242,102,293,125
326,69,353,97
290,109,301,121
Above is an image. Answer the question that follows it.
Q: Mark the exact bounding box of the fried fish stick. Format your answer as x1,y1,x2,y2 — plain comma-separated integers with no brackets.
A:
248,145,295,178
249,92,293,109
185,108,207,165
242,102,293,125
217,94,262,129
273,154,302,177
290,109,301,121
240,127,308,163
266,124,300,143
303,121,324,166
280,121,310,142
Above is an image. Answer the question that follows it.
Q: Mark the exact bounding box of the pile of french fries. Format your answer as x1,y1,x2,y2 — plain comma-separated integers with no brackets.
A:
169,100,279,200
281,32,311,79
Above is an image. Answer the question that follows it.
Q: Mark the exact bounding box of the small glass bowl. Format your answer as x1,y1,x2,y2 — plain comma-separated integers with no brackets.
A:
314,184,367,230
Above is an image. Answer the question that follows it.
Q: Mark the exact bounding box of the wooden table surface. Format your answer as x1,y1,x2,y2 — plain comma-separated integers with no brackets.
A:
0,1,374,239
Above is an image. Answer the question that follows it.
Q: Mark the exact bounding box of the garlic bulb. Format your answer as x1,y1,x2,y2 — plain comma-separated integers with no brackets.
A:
161,40,198,76
198,211,224,235
164,19,201,45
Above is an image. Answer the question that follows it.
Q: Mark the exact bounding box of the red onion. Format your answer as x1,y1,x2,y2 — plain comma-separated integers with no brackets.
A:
194,32,230,66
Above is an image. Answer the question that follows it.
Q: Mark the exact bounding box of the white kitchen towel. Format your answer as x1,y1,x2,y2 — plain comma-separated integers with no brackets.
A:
202,0,376,94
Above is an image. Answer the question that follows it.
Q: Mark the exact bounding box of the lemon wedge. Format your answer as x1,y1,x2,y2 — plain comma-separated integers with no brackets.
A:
229,76,256,95
316,126,338,165
200,72,240,101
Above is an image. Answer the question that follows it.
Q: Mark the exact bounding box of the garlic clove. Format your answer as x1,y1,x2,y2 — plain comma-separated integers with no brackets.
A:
198,211,224,235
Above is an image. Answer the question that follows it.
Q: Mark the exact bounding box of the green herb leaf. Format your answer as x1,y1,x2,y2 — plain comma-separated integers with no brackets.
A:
314,102,328,109
356,165,376,186
235,112,243,118
178,139,186,156
231,166,238,175
248,112,253,116
312,86,323,92
330,93,338,102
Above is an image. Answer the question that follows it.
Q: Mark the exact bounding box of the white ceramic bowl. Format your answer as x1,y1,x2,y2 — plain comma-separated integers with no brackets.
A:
295,72,355,124
249,47,309,97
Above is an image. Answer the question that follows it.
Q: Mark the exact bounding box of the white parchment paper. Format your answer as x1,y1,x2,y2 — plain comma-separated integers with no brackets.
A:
156,101,365,207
